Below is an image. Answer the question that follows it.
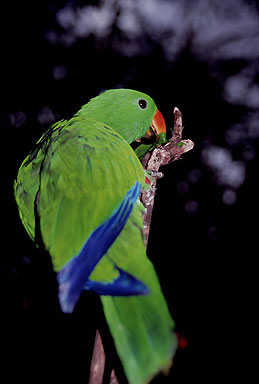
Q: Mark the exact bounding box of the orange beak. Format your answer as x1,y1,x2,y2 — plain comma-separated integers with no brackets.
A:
136,108,167,143
151,109,167,137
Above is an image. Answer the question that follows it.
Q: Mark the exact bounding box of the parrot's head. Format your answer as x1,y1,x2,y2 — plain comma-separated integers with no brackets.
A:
80,89,166,144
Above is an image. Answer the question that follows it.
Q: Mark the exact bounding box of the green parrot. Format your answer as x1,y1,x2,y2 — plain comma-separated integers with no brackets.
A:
14,89,177,384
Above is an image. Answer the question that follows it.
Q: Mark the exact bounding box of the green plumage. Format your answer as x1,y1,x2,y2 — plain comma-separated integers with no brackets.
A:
14,89,177,384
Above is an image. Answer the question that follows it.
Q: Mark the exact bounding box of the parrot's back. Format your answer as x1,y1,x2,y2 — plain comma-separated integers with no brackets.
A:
14,114,177,384
14,116,144,266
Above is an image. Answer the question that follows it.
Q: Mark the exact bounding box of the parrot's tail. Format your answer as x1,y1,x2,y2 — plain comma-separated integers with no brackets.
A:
101,271,177,384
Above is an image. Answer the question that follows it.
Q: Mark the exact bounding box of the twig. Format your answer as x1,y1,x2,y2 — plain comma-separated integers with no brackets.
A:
141,107,194,245
89,107,194,383
89,330,106,384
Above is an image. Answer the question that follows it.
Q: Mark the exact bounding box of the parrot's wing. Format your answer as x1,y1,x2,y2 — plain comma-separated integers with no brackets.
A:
57,181,149,313
36,117,144,271
14,121,67,240
15,115,145,290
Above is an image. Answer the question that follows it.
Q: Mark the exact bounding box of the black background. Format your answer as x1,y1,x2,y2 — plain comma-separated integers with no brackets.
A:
3,1,258,382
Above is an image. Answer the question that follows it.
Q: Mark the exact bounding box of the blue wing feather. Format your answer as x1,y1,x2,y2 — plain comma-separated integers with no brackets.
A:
85,266,149,296
57,181,141,313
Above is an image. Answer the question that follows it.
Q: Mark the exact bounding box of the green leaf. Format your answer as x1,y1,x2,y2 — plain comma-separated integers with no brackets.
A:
135,144,153,160
135,133,167,160
157,132,167,144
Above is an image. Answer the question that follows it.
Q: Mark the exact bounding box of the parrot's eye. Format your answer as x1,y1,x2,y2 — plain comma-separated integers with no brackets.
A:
138,99,147,109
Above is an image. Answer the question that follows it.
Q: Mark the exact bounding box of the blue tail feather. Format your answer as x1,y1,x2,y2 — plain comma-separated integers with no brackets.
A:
57,181,141,313
85,267,149,296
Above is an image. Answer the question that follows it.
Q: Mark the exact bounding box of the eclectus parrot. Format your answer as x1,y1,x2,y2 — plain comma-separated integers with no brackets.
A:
14,89,177,384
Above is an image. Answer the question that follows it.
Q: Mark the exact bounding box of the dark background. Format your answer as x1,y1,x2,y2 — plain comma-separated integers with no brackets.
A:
3,0,258,382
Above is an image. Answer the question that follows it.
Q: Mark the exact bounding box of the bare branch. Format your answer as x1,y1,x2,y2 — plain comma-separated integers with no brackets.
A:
141,107,194,245
89,330,106,384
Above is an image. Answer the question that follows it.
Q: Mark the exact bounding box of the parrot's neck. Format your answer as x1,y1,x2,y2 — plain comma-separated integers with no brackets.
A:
78,106,137,144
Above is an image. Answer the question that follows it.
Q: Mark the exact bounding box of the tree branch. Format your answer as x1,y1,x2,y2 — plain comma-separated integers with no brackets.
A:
89,107,194,384
141,107,194,246
89,330,106,384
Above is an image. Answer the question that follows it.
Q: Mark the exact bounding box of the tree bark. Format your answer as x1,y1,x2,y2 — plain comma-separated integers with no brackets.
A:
89,330,106,384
